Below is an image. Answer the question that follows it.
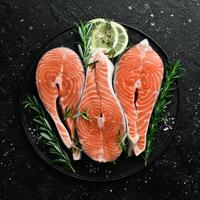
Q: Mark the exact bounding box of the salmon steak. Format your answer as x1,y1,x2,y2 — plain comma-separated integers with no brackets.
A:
114,39,164,156
76,49,126,162
36,47,84,159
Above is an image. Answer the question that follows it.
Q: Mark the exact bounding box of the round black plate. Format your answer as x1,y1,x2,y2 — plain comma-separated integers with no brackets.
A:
20,23,180,181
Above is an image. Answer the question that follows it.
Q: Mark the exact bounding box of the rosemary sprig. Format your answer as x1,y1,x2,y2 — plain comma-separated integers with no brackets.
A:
23,95,75,173
144,60,183,165
73,109,90,121
72,133,83,152
117,129,127,152
88,60,99,71
77,21,92,66
64,106,72,120
106,48,116,59
23,95,45,117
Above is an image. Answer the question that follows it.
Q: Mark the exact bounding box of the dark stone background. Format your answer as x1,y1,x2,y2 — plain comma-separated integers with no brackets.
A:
0,0,200,199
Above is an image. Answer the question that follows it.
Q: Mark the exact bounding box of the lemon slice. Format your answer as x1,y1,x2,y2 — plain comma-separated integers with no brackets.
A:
89,19,119,54
111,21,129,57
88,18,128,58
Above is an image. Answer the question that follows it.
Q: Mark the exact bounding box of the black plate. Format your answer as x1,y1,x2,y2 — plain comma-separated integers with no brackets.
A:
20,23,180,181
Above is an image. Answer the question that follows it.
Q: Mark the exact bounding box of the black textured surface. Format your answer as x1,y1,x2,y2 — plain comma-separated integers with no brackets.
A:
0,0,200,199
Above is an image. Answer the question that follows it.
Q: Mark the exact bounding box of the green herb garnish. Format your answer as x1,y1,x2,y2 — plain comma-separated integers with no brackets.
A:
73,109,90,121
102,20,115,47
144,60,183,165
106,48,116,59
23,95,75,172
117,129,127,152
64,106,72,120
88,60,99,71
77,21,92,66
72,134,82,151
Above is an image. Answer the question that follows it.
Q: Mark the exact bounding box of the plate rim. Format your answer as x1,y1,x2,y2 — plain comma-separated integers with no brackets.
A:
19,22,181,182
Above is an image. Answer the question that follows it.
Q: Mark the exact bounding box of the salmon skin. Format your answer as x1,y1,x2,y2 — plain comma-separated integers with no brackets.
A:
36,47,84,160
114,39,164,156
76,49,126,162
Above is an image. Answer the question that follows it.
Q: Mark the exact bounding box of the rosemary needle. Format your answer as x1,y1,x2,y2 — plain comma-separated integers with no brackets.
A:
117,129,126,152
64,106,72,120
73,110,90,121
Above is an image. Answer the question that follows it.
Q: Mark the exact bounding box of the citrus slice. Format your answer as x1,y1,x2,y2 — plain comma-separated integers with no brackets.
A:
88,18,129,58
88,19,119,55
111,21,129,57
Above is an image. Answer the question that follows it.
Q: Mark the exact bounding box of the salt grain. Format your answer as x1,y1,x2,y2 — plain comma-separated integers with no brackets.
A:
144,4,150,9
29,26,33,31
163,127,169,131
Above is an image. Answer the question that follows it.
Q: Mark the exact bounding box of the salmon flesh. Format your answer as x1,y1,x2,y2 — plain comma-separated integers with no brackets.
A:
114,39,164,156
36,47,84,159
76,49,126,162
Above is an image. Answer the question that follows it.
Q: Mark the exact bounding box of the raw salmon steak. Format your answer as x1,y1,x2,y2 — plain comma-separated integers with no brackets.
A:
76,49,126,162
114,39,164,156
36,47,84,159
